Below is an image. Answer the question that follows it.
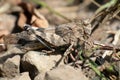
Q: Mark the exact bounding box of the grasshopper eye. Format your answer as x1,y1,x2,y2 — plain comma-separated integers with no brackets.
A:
23,24,31,31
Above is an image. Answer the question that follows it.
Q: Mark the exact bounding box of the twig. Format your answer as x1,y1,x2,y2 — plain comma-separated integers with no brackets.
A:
94,30,120,59
91,0,100,7
112,5,120,18
93,41,120,52
63,42,74,62
69,53,76,61
106,30,120,56
90,0,120,23
94,0,118,15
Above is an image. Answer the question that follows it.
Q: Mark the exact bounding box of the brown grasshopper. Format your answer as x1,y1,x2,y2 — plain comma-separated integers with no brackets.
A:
4,19,91,53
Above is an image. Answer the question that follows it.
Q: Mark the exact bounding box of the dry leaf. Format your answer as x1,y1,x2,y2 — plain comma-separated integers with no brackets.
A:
31,14,49,28
18,12,27,28
18,2,49,29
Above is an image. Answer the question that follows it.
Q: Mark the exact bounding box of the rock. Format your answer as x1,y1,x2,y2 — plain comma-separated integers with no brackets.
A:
0,45,23,64
12,72,31,80
21,51,62,79
0,72,31,80
0,77,8,80
34,72,46,80
44,65,88,80
0,44,6,52
0,55,20,78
